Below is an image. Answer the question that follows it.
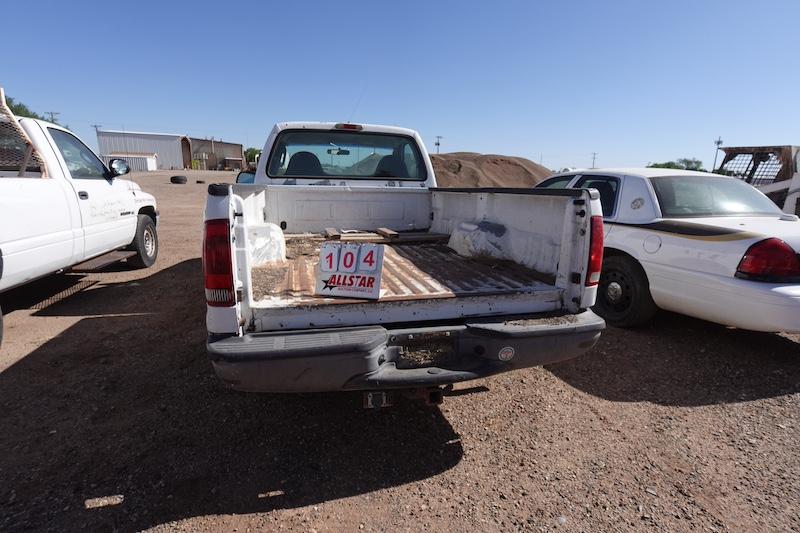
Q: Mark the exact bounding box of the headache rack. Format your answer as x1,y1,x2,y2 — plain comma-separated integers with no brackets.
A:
0,87,48,177
716,145,800,215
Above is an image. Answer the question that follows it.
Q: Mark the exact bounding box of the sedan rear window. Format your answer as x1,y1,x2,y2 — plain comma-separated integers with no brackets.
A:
267,130,426,180
651,175,781,217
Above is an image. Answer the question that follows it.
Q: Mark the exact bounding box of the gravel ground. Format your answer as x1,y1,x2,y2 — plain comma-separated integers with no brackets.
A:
1,171,798,532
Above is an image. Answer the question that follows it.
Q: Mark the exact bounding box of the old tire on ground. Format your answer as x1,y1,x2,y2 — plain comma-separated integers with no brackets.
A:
593,255,657,327
170,175,187,184
128,215,158,269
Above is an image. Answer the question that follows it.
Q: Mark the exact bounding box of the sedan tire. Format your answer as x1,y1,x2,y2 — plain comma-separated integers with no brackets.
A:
593,255,658,327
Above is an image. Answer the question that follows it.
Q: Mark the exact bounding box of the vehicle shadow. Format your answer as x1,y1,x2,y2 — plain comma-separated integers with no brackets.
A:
0,273,95,314
547,311,800,407
0,256,150,317
0,259,463,532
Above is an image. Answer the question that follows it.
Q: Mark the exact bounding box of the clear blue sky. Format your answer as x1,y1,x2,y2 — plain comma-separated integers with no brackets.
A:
4,0,799,170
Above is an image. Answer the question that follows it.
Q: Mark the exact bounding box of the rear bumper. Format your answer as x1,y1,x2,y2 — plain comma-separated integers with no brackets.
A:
712,281,800,332
649,264,800,332
207,310,605,393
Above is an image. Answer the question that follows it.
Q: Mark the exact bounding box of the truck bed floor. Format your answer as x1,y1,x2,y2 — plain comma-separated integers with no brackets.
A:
251,237,556,308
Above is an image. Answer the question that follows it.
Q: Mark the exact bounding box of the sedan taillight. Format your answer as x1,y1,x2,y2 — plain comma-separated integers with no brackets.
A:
736,238,800,282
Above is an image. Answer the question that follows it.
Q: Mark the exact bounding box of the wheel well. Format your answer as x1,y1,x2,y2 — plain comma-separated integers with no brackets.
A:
138,206,157,226
603,247,631,260
603,247,651,282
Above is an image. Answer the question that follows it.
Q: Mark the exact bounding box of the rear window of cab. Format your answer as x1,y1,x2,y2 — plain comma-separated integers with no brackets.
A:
267,130,427,181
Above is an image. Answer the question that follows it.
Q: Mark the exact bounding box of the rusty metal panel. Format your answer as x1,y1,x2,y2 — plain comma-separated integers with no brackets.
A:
718,145,797,185
252,242,555,307
0,88,48,176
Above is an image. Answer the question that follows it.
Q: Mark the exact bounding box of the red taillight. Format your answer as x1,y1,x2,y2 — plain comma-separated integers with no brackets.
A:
736,238,800,281
334,123,363,131
586,216,604,286
203,219,235,307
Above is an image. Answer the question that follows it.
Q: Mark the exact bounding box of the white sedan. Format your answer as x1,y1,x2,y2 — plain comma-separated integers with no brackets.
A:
537,168,800,332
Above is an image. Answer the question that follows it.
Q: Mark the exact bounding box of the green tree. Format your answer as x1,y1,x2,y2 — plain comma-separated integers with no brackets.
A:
5,96,45,120
676,158,704,171
244,147,262,163
647,158,706,171
647,161,684,170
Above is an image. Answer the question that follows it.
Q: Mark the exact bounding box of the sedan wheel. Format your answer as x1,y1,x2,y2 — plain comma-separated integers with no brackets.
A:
593,255,657,327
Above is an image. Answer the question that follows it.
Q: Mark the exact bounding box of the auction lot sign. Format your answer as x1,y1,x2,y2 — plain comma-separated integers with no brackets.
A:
315,242,384,299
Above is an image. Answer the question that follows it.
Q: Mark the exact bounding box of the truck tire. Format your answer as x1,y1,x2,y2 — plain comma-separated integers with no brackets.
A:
170,175,187,184
0,304,3,348
593,255,657,327
128,215,158,268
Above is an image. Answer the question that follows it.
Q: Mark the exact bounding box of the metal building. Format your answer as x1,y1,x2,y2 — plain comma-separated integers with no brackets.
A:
100,153,157,172
97,130,245,171
187,137,244,170
97,130,187,170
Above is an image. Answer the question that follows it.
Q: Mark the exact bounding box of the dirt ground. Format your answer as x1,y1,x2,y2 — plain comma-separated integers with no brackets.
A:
1,170,799,532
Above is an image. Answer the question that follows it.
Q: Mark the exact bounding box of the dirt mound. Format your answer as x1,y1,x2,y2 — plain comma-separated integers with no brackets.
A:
431,152,551,188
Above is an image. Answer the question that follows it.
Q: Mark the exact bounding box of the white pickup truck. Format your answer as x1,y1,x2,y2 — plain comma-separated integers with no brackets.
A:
203,122,605,400
0,89,159,343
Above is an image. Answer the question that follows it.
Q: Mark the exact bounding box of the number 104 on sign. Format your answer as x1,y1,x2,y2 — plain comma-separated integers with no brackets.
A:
315,242,384,299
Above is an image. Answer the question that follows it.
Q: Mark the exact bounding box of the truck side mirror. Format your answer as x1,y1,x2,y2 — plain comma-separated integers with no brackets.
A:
109,158,130,177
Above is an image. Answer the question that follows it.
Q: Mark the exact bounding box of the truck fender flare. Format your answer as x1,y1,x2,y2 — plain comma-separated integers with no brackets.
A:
137,205,158,226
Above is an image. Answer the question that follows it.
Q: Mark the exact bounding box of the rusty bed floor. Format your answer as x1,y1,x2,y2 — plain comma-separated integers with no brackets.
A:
251,237,557,307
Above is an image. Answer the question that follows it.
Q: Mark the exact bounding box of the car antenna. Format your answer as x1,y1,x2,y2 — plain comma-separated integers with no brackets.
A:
347,81,368,124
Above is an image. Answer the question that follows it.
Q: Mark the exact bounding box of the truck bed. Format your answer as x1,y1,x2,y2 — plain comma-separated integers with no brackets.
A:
251,235,558,308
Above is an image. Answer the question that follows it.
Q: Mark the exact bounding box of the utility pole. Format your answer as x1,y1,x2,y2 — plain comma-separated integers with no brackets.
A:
712,136,723,171
591,152,598,168
210,137,216,169
435,136,442,155
91,124,102,134
44,111,60,123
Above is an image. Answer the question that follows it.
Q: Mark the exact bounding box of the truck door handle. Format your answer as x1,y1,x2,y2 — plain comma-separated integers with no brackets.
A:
78,191,89,200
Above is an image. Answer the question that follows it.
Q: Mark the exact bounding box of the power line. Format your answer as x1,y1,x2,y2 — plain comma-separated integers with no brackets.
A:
591,152,598,168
